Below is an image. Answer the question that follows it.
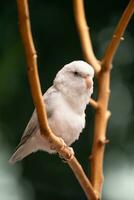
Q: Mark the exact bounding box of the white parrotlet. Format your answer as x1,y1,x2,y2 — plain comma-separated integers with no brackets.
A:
9,61,94,163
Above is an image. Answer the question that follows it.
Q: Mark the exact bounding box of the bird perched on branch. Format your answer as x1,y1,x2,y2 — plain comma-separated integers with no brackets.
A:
9,60,94,163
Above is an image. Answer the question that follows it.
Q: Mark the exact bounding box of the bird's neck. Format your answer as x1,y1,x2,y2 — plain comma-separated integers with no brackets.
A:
62,89,89,114
54,84,90,115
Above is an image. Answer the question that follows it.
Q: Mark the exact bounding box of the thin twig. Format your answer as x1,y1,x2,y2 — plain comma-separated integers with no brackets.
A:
89,98,98,109
73,0,101,74
16,0,98,199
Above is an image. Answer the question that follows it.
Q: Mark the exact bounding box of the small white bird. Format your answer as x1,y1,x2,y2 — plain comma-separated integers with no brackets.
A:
9,61,94,163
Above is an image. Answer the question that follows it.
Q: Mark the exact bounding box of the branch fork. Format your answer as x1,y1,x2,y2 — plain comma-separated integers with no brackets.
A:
73,0,134,198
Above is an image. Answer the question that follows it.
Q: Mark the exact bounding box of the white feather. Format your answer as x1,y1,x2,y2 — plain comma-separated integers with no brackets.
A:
9,60,94,163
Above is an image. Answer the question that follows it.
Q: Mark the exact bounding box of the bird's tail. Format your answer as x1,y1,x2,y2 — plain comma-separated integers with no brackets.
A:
9,139,38,164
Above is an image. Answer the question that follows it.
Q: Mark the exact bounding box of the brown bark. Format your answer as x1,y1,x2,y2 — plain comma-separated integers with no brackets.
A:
16,0,98,199
91,1,134,197
73,0,134,199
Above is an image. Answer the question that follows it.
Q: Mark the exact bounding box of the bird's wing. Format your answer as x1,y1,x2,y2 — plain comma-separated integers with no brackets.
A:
16,86,58,149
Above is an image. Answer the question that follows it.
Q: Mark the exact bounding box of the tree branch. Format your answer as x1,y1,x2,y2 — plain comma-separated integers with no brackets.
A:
73,0,134,199
90,0,134,198
73,0,101,74
102,0,134,70
16,0,98,199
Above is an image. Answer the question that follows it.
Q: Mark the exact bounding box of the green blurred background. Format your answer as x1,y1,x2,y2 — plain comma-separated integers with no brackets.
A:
0,0,134,199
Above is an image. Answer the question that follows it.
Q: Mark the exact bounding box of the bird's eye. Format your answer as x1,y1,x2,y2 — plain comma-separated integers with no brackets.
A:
74,71,79,76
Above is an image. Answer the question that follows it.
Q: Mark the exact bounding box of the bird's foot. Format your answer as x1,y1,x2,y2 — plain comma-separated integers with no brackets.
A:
49,138,66,151
58,138,74,162
66,147,75,161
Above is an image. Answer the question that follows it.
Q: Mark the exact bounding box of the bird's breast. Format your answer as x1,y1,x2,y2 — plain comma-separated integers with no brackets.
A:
48,104,85,146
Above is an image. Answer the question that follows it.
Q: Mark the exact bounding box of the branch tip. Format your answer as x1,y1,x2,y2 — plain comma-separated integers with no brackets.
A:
99,138,109,145
121,37,124,41
89,98,98,109
106,110,111,119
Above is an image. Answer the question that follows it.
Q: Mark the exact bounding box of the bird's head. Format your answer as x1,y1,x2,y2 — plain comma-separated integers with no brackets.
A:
54,61,94,98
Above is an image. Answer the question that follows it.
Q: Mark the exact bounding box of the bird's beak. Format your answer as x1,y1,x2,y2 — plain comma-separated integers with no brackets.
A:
83,76,93,89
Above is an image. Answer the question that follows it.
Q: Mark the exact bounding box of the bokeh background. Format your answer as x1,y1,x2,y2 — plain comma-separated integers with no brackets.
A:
0,0,134,200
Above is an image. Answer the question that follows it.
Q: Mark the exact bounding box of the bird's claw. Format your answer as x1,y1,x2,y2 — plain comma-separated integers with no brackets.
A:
58,138,74,162
66,147,75,161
